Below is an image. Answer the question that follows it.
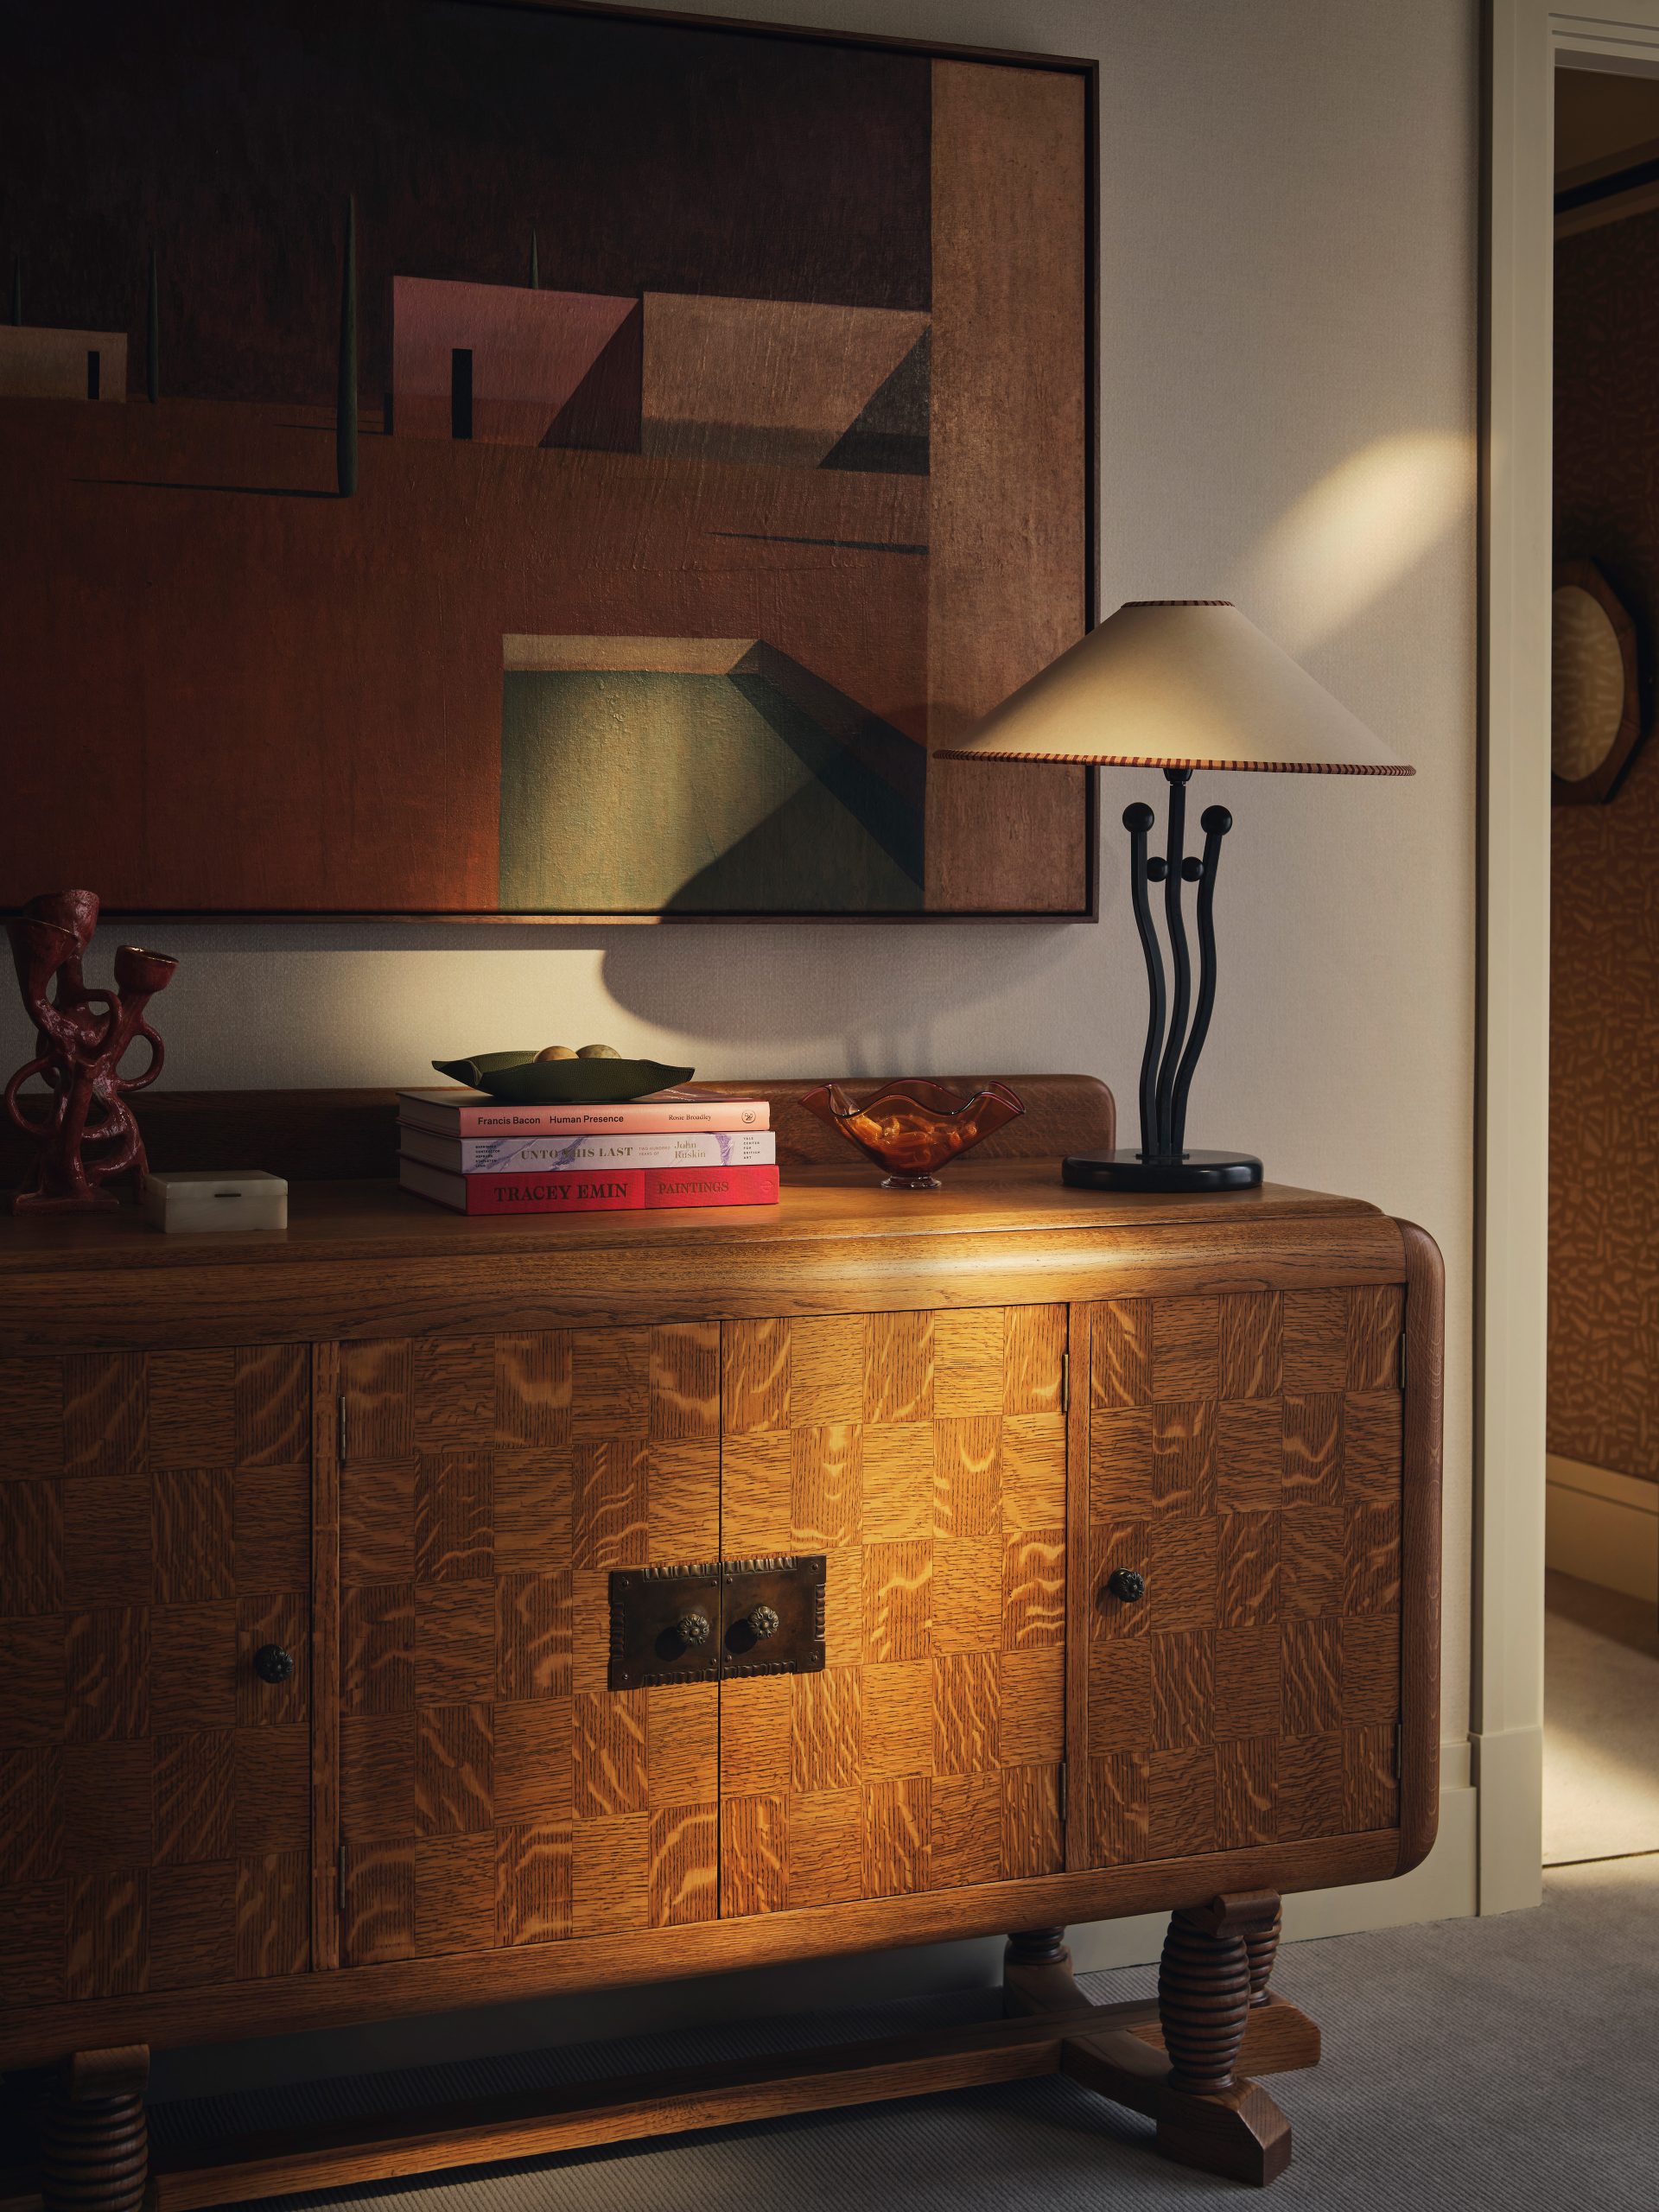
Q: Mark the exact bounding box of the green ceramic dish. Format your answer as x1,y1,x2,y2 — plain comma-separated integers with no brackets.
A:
430,1052,696,1104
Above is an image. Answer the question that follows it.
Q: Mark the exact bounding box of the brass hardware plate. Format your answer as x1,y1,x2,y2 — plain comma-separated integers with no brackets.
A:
720,1554,826,1681
608,1554,826,1690
607,1560,724,1690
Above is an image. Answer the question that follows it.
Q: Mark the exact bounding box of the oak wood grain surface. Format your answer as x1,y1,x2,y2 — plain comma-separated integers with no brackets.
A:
330,1321,721,1967
308,1344,341,1974
0,1345,315,2030
715,1305,1067,1916
1077,1284,1409,1868
0,1172,1402,1357
1061,2026,1293,2186
142,1989,1321,2212
0,1166,1377,1276
1395,1224,1444,1876
143,1996,1168,2211
0,1103,1440,2080
0,1827,1396,2069
137,1981,1319,2210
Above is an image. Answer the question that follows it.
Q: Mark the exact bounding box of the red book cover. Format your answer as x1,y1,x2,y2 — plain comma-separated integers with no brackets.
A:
644,1165,780,1211
399,1159,780,1215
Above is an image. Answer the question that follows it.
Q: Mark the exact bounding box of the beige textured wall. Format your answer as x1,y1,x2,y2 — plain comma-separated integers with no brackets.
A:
3,3,1479,1730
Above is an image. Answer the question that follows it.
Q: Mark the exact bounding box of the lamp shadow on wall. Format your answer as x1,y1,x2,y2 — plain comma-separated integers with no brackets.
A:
594,670,1098,1065
597,915,1082,1070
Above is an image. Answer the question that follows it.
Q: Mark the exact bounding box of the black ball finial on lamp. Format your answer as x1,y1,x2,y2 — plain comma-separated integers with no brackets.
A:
937,601,1413,1192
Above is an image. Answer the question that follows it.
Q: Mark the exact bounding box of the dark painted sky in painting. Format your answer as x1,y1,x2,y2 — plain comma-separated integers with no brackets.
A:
2,0,931,404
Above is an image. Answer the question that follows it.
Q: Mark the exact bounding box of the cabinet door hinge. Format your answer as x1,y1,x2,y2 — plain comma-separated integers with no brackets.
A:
337,1395,349,1464
1058,1762,1069,1827
1061,1348,1071,1416
336,1841,348,1913
1398,1334,1408,1394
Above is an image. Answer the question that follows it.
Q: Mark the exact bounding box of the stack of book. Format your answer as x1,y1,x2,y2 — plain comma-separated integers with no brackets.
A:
397,1087,779,1215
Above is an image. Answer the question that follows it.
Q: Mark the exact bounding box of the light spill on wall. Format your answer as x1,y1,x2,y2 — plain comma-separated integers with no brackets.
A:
1238,432,1476,657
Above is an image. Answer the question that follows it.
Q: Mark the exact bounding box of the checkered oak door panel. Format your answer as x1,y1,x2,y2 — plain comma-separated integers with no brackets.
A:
0,1346,312,2008
716,1306,1068,1916
1083,1288,1404,1866
335,1325,721,1961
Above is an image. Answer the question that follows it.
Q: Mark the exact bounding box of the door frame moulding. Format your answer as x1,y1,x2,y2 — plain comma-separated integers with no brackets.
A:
1481,0,1659,1915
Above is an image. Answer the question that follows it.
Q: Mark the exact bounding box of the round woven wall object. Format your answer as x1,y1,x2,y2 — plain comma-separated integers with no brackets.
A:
1551,561,1643,804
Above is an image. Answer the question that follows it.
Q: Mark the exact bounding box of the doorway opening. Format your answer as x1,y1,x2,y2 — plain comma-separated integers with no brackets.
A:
1544,57,1659,1872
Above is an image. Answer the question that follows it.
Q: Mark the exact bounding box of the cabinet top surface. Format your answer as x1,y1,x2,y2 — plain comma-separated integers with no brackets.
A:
0,1161,1380,1277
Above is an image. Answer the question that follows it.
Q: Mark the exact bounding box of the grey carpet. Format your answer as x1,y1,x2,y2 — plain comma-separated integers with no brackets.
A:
151,1859,1659,2211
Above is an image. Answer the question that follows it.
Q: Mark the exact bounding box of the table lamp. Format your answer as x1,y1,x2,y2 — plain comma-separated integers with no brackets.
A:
937,601,1411,1192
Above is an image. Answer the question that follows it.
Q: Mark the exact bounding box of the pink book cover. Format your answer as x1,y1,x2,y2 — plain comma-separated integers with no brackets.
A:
400,1160,780,1215
397,1087,770,1137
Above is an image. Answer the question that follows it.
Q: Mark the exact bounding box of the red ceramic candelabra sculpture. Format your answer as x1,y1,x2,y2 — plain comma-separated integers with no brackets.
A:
5,891,177,1213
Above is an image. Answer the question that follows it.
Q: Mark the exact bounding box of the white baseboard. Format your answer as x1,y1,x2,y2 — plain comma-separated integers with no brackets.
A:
1067,1743,1478,1972
1545,1453,1659,1603
1471,1719,1544,1913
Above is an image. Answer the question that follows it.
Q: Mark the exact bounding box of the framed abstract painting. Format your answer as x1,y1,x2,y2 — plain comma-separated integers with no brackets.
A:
2,1,1096,918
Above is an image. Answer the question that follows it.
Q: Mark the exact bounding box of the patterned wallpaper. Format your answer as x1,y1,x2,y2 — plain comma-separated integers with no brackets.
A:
1552,210,1659,1481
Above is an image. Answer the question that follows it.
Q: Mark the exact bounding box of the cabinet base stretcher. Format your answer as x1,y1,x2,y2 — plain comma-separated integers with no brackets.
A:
6,1895,1314,2207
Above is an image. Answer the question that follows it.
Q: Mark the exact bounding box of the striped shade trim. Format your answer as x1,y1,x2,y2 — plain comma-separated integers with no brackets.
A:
935,748,1414,774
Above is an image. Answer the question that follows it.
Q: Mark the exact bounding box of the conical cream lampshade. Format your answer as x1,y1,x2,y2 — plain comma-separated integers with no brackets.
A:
936,600,1412,774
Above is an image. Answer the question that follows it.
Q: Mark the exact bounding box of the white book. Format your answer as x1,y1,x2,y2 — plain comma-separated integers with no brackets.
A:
397,1124,777,1174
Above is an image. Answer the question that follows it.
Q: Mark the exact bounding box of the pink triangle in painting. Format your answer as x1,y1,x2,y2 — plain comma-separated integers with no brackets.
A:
391,276,637,446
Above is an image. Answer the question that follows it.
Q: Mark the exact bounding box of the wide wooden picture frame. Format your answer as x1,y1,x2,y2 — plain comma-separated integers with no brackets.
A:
2,0,1097,921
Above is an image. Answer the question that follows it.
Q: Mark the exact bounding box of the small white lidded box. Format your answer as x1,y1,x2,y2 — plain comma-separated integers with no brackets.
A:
144,1170,289,1234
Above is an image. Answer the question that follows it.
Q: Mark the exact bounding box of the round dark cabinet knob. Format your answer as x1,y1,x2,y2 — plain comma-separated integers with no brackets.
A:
252,1643,295,1685
677,1611,712,1649
1106,1567,1147,1604
747,1605,781,1641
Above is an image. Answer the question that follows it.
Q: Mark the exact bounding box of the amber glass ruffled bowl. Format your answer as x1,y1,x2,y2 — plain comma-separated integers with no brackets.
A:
798,1079,1026,1190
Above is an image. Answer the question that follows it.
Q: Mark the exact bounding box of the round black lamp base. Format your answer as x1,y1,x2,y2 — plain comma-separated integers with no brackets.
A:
1062,1148,1264,1193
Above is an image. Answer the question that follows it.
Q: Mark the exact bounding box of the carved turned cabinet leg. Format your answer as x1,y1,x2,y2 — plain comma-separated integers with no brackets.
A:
1005,1925,1067,1968
1002,1927,1096,2018
40,2050,148,2212
1158,1909,1254,2094
1148,1892,1293,2185
1245,1905,1283,2006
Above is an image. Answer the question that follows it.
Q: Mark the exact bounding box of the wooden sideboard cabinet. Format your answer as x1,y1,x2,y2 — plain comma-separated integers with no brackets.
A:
0,1091,1442,2200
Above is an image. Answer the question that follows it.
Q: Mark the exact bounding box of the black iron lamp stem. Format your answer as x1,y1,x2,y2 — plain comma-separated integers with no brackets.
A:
1122,801,1166,1158
1153,768,1192,1150
1061,766,1260,1193
1168,800,1233,1158
1128,766,1234,1163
